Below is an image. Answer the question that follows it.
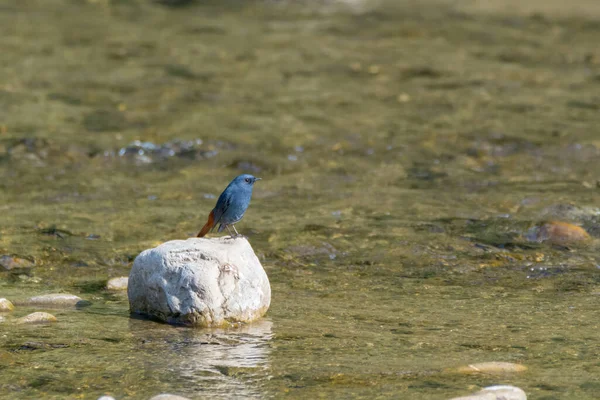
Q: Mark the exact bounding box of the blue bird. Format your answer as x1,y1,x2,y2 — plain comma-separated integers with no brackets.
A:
197,174,261,237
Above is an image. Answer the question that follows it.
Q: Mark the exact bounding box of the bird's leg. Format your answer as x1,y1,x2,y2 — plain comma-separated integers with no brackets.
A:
226,225,235,237
232,225,240,237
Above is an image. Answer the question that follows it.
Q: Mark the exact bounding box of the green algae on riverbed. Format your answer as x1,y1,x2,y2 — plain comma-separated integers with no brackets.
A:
1,0,600,399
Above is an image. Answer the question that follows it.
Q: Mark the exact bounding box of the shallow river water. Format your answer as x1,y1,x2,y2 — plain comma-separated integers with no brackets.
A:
1,0,600,399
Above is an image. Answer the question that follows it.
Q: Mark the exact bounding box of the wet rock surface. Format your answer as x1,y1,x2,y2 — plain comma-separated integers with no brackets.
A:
128,237,271,327
1,136,232,168
0,255,34,270
106,277,129,291
450,385,527,400
456,362,527,374
106,139,229,165
0,298,14,312
16,312,58,324
526,221,590,245
149,395,192,400
25,294,84,307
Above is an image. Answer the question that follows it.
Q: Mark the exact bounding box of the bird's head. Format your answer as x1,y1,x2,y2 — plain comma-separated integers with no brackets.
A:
235,174,261,186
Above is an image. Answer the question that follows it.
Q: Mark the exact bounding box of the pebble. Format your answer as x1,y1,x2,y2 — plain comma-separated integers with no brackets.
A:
106,276,129,291
531,221,590,245
456,362,527,374
149,395,192,400
0,316,5,323
26,293,83,307
97,396,116,400
450,385,527,400
16,312,58,324
0,298,14,312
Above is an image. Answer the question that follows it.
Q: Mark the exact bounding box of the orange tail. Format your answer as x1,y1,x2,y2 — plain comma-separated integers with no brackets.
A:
197,210,215,237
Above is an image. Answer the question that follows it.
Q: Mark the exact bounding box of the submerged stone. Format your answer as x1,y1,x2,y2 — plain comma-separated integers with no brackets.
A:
0,298,14,312
26,293,84,307
450,385,527,400
17,312,58,324
0,255,34,270
107,276,129,291
113,138,219,165
456,362,527,374
128,237,271,327
528,221,590,245
541,204,600,222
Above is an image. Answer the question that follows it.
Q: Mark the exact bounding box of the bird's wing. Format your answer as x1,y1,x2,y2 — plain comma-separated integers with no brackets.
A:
212,190,232,227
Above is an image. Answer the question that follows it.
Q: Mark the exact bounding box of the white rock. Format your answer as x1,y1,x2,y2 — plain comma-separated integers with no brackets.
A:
450,385,527,400
16,312,58,324
128,237,271,327
26,293,83,307
107,276,129,291
149,394,191,400
0,298,14,312
97,396,116,400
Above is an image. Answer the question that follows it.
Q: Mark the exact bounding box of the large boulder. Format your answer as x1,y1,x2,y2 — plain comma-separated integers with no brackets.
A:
128,237,271,327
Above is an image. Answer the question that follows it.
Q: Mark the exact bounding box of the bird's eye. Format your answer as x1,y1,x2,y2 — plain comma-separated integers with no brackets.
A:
245,178,251,183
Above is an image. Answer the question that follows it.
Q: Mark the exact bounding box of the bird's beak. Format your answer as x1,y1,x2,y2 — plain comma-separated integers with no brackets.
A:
254,177,262,182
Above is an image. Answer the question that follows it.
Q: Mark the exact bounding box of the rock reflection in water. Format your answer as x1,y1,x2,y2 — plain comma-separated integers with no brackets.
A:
128,319,273,399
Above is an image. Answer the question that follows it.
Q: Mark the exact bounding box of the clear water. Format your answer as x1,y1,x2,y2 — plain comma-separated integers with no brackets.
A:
1,0,600,399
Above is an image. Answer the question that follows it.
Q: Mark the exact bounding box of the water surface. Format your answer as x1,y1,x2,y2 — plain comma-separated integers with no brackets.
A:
1,0,600,398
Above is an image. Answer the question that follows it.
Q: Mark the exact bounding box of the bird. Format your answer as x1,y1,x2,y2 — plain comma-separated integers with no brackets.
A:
197,174,261,238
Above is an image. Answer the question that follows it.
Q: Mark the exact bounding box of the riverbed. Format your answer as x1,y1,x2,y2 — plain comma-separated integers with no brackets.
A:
1,0,600,399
